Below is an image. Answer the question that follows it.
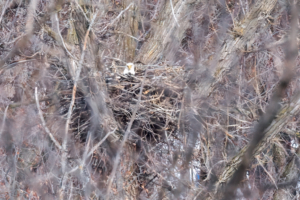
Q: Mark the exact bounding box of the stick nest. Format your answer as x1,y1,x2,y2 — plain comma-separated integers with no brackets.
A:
106,64,185,143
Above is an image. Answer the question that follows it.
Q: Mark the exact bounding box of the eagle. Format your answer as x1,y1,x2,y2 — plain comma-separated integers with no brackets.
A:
123,63,135,76
105,62,136,85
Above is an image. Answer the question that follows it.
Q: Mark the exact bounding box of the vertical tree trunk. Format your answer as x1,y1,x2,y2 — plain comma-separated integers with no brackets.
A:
136,0,199,64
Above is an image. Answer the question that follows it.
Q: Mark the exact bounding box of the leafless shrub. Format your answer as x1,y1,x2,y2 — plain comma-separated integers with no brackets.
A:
0,0,299,199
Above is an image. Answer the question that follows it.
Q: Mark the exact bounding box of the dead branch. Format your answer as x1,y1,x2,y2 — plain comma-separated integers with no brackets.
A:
35,87,62,150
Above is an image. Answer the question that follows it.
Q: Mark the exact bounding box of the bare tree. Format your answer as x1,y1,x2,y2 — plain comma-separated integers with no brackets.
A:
0,0,299,199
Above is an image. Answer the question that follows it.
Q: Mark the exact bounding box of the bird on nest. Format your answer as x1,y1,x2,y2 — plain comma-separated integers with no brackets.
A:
123,63,135,76
105,62,136,85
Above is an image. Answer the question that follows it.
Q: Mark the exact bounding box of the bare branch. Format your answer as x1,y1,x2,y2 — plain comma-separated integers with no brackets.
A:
0,105,8,137
170,0,180,27
87,128,117,158
60,10,99,199
35,87,62,150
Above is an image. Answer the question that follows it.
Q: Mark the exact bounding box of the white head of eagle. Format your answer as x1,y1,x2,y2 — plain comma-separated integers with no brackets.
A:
123,63,135,75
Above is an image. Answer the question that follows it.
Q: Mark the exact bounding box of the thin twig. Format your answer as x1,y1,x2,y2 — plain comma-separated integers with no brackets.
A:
170,0,180,27
74,0,90,22
239,0,246,16
114,31,141,41
256,155,278,189
99,3,133,33
0,105,8,136
54,12,79,61
81,132,92,169
87,128,117,158
35,87,62,150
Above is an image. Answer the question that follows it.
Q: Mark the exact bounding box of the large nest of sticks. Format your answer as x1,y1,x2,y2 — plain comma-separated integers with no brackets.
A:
44,61,187,190
106,63,185,144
